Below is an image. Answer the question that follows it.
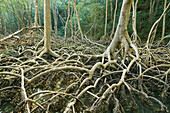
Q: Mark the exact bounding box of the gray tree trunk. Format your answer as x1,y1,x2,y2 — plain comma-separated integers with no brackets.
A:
104,0,134,62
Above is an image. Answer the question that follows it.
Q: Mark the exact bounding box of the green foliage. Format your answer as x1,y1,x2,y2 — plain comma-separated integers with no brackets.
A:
0,0,169,41
77,0,105,39
56,1,62,5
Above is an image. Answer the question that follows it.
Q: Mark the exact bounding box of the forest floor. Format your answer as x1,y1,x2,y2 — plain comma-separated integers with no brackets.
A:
0,30,170,113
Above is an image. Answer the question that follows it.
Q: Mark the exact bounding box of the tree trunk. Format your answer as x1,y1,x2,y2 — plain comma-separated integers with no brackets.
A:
34,0,38,26
65,0,71,43
110,0,118,37
52,0,58,36
7,8,14,33
14,0,24,28
74,3,77,40
162,0,167,40
104,0,135,62
70,3,74,39
110,0,113,22
32,0,38,45
38,1,42,26
149,0,155,25
104,0,108,36
44,0,51,51
39,0,59,57
94,11,97,39
0,11,4,35
4,16,7,35
10,0,21,29
28,0,33,26
73,0,84,39
132,0,138,42
38,9,41,26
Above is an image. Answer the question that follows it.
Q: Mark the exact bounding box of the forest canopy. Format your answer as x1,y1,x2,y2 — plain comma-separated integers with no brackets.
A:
0,0,169,113
0,0,169,39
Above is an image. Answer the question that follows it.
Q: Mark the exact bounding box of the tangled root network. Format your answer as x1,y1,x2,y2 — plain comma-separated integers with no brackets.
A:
0,34,169,113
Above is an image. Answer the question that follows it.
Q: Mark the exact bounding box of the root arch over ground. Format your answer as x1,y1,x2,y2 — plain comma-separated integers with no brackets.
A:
0,37,169,112
0,0,170,113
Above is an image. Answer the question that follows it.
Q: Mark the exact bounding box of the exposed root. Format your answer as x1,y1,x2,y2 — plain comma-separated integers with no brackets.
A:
0,26,43,42
0,1,169,112
38,48,59,58
0,38,169,112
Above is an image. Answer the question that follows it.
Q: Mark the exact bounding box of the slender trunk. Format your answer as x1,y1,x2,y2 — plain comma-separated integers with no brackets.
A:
15,0,24,28
21,0,27,27
111,0,113,22
149,0,152,24
110,0,118,37
132,0,138,41
104,0,108,36
94,12,97,39
7,9,13,33
94,0,97,38
34,0,38,26
4,17,7,35
74,4,77,39
64,0,67,18
52,0,58,36
65,0,71,43
0,11,7,35
0,11,4,35
11,15,14,33
70,2,74,38
39,9,41,26
155,0,159,15
32,0,38,45
146,3,170,48
10,0,21,29
149,0,155,25
28,0,33,26
162,0,167,40
44,0,51,51
25,0,30,25
74,0,83,39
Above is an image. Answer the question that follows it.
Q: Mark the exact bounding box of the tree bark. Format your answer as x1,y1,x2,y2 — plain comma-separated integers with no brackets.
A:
149,0,155,25
74,3,77,40
44,0,51,51
6,8,14,33
110,0,113,22
104,0,134,62
39,0,59,57
0,11,4,35
32,0,39,45
110,0,118,37
28,0,33,26
162,0,167,40
65,0,71,43
73,0,84,39
34,0,38,26
52,0,58,36
70,3,74,39
104,0,108,36
10,0,21,29
38,9,41,26
132,0,138,42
